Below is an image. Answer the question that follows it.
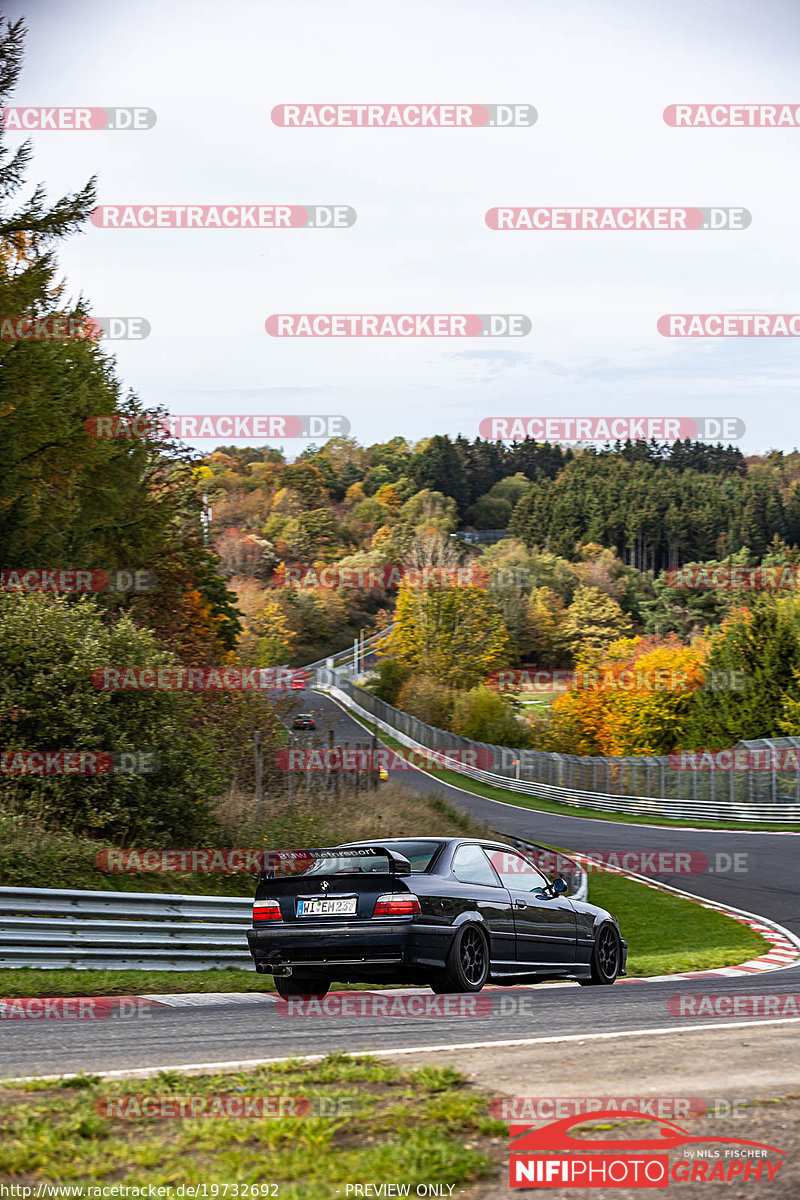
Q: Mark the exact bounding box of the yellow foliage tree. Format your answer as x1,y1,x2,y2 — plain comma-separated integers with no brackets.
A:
520,586,567,665
548,635,708,756
240,593,297,667
386,582,511,688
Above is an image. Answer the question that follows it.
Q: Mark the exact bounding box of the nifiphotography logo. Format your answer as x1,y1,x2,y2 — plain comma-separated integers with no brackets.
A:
508,1111,784,1188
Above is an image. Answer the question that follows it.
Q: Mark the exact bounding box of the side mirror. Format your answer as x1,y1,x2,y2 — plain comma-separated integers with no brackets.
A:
533,876,569,900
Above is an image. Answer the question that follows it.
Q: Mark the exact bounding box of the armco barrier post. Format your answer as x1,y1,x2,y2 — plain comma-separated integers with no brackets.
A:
254,730,263,821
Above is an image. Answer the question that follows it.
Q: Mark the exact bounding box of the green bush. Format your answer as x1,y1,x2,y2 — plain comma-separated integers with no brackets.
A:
395,674,456,729
373,658,411,705
451,687,530,747
0,593,223,842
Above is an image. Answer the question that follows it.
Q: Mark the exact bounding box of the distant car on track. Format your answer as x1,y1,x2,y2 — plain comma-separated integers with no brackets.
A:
292,712,316,729
247,836,627,997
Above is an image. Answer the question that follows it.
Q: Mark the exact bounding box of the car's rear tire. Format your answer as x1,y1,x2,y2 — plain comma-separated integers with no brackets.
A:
579,922,621,986
273,975,330,998
430,923,489,993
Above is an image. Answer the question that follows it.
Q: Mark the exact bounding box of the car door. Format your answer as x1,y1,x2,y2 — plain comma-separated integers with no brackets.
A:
484,847,577,966
450,843,516,972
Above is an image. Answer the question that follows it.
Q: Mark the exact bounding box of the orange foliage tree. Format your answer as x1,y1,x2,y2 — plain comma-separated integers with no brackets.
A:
544,635,708,756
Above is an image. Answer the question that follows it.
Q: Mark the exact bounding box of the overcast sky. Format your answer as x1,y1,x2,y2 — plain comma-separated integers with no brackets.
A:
5,0,800,457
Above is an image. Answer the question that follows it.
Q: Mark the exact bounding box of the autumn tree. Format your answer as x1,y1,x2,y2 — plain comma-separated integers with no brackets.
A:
519,587,568,665
240,593,297,667
386,582,511,688
540,636,707,756
215,528,277,580
560,586,634,660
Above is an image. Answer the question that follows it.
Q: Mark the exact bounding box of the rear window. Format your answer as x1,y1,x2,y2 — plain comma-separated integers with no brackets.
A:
304,840,441,874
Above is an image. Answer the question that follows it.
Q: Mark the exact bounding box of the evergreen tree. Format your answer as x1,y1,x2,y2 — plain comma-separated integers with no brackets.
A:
683,598,800,747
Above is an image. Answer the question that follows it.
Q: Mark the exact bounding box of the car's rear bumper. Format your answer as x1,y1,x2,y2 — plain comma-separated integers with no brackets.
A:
620,938,628,976
246,920,453,977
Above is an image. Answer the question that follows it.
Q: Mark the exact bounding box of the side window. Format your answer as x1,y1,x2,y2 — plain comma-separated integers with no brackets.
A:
452,844,502,888
485,849,548,892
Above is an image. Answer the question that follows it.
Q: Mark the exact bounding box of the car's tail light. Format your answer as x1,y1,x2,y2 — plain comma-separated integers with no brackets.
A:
253,898,283,923
373,893,421,917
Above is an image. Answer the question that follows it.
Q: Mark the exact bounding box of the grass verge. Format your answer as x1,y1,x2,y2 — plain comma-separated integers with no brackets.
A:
586,870,770,976
0,1053,506,1196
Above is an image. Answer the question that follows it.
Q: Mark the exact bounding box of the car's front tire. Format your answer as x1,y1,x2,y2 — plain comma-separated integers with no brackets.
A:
274,975,330,998
430,923,489,993
579,922,622,986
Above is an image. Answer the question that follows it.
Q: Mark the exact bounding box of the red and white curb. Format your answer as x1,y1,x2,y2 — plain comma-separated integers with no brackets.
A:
568,851,800,981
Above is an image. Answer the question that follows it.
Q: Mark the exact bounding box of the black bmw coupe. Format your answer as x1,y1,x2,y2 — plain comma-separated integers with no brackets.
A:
247,837,627,996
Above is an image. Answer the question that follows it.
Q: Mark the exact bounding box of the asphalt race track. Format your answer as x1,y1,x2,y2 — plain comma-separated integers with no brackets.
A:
3,686,798,1079
302,688,800,936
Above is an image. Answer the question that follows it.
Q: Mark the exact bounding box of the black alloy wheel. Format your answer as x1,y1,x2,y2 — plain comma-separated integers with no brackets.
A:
580,922,621,986
430,923,490,993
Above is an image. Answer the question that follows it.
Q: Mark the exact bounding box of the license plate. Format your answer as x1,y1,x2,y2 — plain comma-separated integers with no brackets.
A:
297,896,358,917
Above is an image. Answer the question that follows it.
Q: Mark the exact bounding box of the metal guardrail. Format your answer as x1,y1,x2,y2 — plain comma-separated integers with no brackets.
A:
0,834,585,969
303,627,393,674
0,887,253,970
320,676,800,823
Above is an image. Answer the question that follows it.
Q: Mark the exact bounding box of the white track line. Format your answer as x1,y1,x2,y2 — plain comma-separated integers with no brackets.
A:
5,1018,800,1085
319,689,800,836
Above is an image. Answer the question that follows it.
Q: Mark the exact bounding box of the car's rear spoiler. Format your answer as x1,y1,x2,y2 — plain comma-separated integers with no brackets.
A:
259,844,412,881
